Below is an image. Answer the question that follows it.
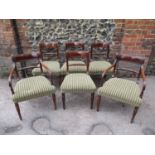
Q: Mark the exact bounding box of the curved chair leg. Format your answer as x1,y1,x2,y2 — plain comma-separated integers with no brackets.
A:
90,93,95,109
122,103,125,107
52,94,57,110
59,75,61,86
130,107,139,123
62,93,66,110
96,95,101,112
14,103,22,121
50,75,53,84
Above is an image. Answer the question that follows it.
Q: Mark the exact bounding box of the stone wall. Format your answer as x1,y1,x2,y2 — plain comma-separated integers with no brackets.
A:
27,19,115,50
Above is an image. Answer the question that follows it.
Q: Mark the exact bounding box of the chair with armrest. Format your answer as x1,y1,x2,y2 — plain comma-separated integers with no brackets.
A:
96,54,146,123
8,53,57,120
61,42,87,75
32,42,60,79
89,42,113,75
60,51,96,109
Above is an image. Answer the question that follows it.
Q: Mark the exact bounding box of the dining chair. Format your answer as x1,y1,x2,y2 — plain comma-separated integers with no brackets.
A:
8,53,57,120
32,42,60,81
89,42,113,75
60,51,96,109
96,54,146,123
61,42,87,75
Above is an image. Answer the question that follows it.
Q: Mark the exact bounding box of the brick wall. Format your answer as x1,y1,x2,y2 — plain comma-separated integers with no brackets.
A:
0,19,155,77
0,20,15,56
112,20,155,56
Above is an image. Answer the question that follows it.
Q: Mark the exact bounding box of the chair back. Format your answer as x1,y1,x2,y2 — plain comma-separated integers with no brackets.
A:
65,42,85,51
113,54,145,80
66,51,90,72
39,42,60,61
90,42,110,59
12,52,42,78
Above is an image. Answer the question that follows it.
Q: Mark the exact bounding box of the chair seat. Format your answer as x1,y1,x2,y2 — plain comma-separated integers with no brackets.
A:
32,61,60,76
13,76,56,103
89,61,112,75
97,78,142,106
60,61,87,75
60,73,96,93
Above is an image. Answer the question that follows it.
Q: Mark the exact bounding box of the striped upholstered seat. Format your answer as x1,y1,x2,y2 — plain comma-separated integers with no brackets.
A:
32,61,60,76
13,76,56,103
89,60,113,75
97,78,142,107
61,73,96,93
60,61,87,75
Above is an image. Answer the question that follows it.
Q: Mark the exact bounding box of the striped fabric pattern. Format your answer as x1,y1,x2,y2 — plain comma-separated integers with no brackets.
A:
13,76,56,103
97,78,142,106
89,61,112,75
60,61,87,75
60,73,96,93
32,61,60,76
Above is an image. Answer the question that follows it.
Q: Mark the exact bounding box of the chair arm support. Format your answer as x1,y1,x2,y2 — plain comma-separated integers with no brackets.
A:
140,66,146,81
39,60,54,84
140,81,146,98
39,60,51,76
102,64,115,78
8,64,15,94
140,66,146,98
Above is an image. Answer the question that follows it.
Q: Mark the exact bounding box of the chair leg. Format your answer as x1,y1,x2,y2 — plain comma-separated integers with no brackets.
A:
14,103,22,121
122,103,125,107
104,74,107,81
90,93,95,109
96,95,101,112
130,107,139,123
59,75,62,86
52,94,57,110
59,75,64,87
62,93,66,110
50,75,53,84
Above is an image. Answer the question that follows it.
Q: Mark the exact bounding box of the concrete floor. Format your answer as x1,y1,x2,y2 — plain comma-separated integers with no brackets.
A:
0,76,155,135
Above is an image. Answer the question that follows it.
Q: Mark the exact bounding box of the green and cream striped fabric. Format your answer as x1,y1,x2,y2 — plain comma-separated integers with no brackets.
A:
32,61,60,76
60,73,96,93
13,76,56,103
60,61,87,75
97,78,142,106
89,61,112,75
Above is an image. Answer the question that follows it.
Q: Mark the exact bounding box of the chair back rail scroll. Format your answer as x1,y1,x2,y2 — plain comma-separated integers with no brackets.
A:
65,42,85,51
90,42,110,59
66,51,90,72
39,42,60,61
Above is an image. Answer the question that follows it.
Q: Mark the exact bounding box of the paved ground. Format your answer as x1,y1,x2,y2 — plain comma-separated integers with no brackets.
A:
0,76,155,135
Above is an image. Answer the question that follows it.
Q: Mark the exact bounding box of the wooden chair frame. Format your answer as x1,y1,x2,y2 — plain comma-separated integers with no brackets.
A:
8,53,56,120
65,42,85,51
96,54,146,123
90,42,110,60
39,42,61,84
66,51,90,73
39,42,60,61
62,51,95,109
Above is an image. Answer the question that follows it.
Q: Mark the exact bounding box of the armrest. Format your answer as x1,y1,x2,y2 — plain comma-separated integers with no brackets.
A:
8,64,16,94
102,64,115,78
39,60,51,75
140,66,146,98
